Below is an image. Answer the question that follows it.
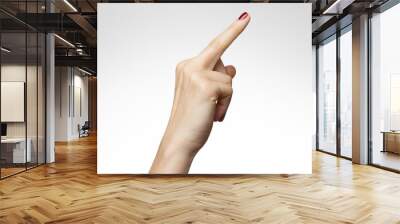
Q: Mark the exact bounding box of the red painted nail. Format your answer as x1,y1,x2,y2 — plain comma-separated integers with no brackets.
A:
238,12,248,20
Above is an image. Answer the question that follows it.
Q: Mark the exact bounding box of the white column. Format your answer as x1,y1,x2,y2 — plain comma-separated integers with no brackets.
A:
352,14,369,164
45,1,56,163
46,33,55,163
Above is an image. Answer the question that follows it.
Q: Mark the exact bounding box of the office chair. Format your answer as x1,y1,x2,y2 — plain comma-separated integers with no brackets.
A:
79,121,90,138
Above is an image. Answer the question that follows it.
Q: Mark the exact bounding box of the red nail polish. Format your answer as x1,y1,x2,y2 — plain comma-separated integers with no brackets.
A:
238,12,248,20
220,113,226,122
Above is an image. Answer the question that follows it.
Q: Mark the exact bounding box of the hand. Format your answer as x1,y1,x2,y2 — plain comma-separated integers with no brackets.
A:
150,12,251,174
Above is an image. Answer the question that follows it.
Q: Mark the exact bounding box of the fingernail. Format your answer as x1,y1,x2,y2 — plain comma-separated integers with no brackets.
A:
238,12,248,20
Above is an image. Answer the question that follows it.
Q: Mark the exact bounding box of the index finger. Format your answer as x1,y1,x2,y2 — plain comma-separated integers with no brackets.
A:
198,12,251,68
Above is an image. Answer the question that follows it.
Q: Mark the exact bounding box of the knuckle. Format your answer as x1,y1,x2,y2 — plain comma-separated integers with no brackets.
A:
214,72,232,84
192,75,214,96
175,60,187,73
224,75,233,85
227,87,233,95
205,86,218,100
204,84,219,99
220,85,233,97
182,64,193,75
176,60,196,79
190,71,203,84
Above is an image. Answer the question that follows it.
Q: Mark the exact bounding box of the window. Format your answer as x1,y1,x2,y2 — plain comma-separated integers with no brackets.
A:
318,37,337,154
370,3,400,171
340,29,352,158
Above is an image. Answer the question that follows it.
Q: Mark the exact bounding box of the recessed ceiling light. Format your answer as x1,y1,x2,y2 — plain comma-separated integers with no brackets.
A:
54,34,75,48
63,0,78,12
323,0,354,15
1,47,11,53
78,67,93,76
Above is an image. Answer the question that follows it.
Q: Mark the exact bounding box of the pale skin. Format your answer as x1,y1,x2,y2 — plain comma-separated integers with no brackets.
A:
150,12,251,174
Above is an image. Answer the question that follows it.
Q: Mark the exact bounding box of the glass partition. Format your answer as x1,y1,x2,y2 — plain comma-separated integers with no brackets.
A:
0,1,46,179
0,31,28,177
27,31,38,169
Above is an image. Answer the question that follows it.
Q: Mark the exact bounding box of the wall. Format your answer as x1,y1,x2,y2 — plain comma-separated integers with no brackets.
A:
54,66,69,141
55,67,89,141
1,65,26,138
72,71,89,138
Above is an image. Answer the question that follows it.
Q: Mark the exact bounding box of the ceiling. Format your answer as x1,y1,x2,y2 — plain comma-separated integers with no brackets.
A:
0,0,394,74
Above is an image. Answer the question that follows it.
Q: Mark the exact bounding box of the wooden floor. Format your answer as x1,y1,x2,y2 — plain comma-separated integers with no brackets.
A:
1,163,44,178
1,167,26,178
1,135,400,223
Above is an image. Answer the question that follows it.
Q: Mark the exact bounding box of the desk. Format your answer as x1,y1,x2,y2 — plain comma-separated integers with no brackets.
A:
1,138,31,163
381,131,400,154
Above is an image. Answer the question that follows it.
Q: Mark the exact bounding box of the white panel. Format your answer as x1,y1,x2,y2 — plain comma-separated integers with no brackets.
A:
98,3,312,174
1,82,25,122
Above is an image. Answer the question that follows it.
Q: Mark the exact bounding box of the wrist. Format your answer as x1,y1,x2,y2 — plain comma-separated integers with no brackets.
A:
150,135,197,174
161,122,203,156
159,136,197,163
